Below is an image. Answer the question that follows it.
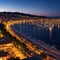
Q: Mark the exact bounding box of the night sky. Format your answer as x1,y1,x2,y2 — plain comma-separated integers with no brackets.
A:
0,0,60,16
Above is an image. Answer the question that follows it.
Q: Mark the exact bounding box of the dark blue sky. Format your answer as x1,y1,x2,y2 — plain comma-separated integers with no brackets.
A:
0,0,60,16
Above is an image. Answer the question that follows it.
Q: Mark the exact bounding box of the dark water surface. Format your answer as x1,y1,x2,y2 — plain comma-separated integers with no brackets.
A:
12,23,60,50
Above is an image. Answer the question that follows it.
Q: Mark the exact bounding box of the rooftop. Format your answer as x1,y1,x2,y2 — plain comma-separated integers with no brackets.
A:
0,50,9,57
0,37,12,44
24,55,42,60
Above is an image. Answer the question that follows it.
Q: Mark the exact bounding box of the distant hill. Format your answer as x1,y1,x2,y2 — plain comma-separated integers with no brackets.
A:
0,12,60,19
0,12,49,18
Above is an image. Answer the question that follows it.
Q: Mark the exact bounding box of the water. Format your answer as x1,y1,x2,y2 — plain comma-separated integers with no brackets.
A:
11,23,60,50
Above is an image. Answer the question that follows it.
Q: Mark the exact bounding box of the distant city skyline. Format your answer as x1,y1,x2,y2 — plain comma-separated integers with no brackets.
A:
0,0,60,16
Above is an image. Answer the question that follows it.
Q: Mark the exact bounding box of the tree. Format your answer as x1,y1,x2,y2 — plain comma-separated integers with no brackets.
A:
40,52,47,59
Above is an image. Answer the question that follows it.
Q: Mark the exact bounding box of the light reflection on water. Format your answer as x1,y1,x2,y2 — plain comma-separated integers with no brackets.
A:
12,23,60,50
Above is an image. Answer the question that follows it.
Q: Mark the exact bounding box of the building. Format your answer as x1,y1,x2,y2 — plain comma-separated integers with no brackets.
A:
0,50,9,60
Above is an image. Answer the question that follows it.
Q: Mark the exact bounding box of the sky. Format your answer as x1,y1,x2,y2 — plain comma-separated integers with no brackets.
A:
0,0,60,16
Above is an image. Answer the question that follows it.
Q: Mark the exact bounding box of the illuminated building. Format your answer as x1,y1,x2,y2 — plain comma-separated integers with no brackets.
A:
0,50,9,60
